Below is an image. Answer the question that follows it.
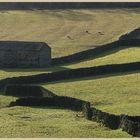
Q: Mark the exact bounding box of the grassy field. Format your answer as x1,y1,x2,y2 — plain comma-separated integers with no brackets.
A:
44,72,140,116
0,106,130,138
65,47,140,68
0,9,140,138
0,47,140,80
0,71,139,137
0,9,140,57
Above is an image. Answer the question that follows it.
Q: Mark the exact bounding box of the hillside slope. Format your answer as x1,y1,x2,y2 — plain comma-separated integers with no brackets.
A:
0,8,140,138
0,9,140,57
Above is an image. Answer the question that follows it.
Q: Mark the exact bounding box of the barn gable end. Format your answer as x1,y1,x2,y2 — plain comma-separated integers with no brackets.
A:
0,41,51,68
39,45,51,67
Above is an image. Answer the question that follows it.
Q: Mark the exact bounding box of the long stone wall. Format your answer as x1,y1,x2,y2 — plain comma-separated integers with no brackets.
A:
9,96,90,111
1,27,140,137
4,84,56,97
120,115,140,137
0,61,140,90
9,95,140,137
52,39,140,65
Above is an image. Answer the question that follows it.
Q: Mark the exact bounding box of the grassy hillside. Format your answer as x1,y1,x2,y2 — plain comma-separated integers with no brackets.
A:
0,9,140,57
0,105,130,138
0,9,140,138
0,71,139,137
44,72,140,116
0,47,140,80
65,47,140,68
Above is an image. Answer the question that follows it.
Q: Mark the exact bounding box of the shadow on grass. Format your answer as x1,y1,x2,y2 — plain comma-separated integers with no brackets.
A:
44,70,140,85
1,46,140,74
63,46,129,66
0,45,127,73
1,66,70,73
1,46,127,74
53,45,140,66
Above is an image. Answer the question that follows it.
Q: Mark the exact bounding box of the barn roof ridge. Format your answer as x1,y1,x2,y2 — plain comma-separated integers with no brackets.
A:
0,40,50,51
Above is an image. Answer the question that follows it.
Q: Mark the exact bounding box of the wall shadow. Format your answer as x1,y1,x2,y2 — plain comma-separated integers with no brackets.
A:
52,39,140,66
1,66,70,73
0,62,140,89
45,70,140,85
9,94,140,137
63,46,135,67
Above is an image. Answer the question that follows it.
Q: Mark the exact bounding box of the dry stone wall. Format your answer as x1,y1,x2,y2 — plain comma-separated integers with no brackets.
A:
9,94,140,137
0,61,140,90
4,84,56,97
52,39,140,65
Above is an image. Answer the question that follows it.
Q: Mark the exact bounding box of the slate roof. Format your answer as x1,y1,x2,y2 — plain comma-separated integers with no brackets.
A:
0,41,50,51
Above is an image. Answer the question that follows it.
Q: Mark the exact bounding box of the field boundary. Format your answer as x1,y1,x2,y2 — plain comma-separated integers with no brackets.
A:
9,95,140,137
52,39,140,65
0,61,140,89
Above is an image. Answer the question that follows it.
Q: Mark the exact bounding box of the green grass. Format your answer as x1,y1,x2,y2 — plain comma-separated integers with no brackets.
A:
0,106,130,138
0,9,140,57
65,47,140,69
0,47,140,80
0,66,66,80
43,72,140,116
0,71,139,137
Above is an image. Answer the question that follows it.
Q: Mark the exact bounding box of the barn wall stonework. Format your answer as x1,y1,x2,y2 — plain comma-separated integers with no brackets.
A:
0,50,40,67
0,42,51,68
39,47,51,67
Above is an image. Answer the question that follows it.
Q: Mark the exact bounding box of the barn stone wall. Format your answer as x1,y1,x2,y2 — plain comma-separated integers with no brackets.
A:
39,47,51,67
0,50,40,68
0,50,17,67
0,44,51,68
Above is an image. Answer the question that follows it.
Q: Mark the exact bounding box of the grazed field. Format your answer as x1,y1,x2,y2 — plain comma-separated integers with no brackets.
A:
0,9,140,57
0,71,139,137
0,47,140,80
0,106,130,138
0,9,140,138
65,47,140,69
44,72,140,116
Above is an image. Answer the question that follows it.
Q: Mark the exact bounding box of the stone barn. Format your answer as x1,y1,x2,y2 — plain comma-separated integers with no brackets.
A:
0,41,51,68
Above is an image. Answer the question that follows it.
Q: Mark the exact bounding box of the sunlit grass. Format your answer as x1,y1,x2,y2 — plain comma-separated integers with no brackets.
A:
0,9,140,57
43,72,140,116
65,47,140,69
0,9,140,138
0,106,130,138
0,47,140,80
